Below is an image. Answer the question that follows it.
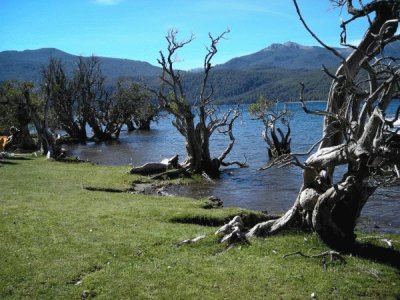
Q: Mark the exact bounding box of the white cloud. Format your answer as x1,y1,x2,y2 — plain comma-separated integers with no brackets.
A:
93,0,124,5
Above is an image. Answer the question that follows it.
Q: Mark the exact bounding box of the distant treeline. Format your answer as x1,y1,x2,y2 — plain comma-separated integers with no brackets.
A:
134,67,332,105
179,68,331,104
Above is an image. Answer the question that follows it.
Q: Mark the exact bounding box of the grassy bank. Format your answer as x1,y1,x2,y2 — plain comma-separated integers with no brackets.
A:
1,155,399,299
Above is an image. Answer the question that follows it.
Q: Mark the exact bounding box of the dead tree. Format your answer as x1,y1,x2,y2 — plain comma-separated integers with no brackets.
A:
249,96,292,159
221,0,400,250
154,29,247,178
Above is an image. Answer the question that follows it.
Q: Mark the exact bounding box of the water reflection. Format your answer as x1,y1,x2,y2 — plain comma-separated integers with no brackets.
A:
67,102,400,234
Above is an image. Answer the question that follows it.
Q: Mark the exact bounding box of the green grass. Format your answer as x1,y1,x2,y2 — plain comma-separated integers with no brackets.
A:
1,155,399,299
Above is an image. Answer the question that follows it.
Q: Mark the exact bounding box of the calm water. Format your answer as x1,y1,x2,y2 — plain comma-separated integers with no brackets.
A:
68,102,400,234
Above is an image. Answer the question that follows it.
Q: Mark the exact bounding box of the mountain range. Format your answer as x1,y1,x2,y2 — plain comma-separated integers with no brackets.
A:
216,42,349,70
0,48,160,83
1,41,399,103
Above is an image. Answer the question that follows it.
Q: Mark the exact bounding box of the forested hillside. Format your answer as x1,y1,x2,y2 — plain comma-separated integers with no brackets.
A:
182,67,330,103
0,48,161,83
1,41,399,103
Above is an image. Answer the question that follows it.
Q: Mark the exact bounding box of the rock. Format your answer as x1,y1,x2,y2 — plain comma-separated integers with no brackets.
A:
208,195,223,207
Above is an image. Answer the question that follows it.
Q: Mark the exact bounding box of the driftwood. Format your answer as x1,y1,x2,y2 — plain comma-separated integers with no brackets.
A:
130,155,179,175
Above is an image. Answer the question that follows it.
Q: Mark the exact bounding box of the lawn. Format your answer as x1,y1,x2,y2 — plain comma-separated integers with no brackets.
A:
1,155,399,299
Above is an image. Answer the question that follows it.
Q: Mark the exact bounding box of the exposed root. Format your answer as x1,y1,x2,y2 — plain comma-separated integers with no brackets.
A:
177,235,206,247
356,265,382,281
283,250,346,269
215,216,250,245
220,228,250,245
246,204,301,238
201,171,216,183
357,236,396,249
283,250,344,260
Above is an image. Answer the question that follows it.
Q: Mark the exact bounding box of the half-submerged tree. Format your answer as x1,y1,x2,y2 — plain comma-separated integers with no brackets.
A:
222,0,400,250
72,56,117,141
42,58,88,142
43,58,156,141
113,79,157,131
154,29,247,178
249,96,292,159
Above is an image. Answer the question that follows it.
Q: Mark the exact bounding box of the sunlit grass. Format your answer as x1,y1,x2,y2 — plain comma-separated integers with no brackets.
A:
1,155,399,299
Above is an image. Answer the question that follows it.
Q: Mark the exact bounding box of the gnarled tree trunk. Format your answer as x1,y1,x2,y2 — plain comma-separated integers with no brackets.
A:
241,0,400,250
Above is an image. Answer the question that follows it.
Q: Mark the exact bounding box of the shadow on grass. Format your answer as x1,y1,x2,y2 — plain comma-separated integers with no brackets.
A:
170,215,226,227
0,156,31,167
56,157,89,164
0,156,32,166
352,242,400,271
0,160,18,165
1,156,32,161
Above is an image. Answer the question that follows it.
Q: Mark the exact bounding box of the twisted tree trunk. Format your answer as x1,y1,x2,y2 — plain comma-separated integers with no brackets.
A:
242,0,400,250
155,30,247,179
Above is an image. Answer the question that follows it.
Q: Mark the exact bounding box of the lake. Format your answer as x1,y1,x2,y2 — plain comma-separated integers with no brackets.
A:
67,101,400,234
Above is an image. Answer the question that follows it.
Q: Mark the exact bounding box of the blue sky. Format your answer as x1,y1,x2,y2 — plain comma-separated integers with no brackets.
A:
0,0,368,70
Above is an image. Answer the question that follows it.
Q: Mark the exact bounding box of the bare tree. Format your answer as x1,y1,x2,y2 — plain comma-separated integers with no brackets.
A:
249,96,292,160
73,56,112,141
155,29,247,178
221,0,400,250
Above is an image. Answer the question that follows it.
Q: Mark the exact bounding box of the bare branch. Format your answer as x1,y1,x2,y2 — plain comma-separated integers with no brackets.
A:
293,0,346,62
218,110,239,162
199,29,230,107
299,83,341,119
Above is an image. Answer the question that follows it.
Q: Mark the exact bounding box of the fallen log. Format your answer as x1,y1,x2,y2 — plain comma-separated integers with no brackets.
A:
130,155,179,175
